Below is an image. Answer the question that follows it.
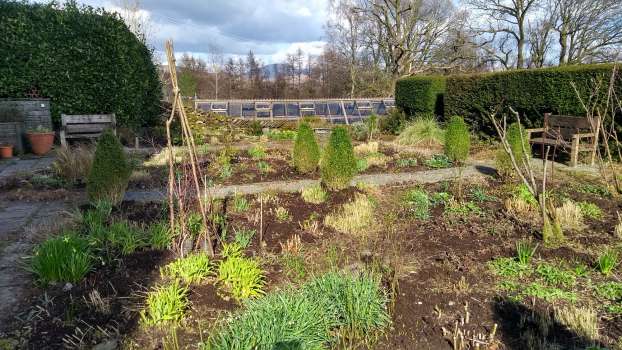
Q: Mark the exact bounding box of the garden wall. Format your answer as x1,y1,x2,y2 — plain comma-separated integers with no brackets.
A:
0,98,52,153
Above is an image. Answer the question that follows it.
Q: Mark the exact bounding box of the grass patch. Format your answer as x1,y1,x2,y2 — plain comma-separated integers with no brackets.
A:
218,249,265,301
489,257,532,278
535,262,576,287
577,201,603,219
145,221,175,250
160,253,213,284
140,281,189,326
301,185,328,204
324,194,375,235
396,117,445,147
232,195,250,213
522,282,577,302
29,233,92,285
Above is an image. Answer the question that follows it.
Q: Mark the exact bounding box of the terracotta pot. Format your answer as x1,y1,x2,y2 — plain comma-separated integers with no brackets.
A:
0,145,13,159
27,132,55,156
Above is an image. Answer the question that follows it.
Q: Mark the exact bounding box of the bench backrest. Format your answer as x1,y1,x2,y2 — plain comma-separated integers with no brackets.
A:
61,114,116,137
545,114,597,140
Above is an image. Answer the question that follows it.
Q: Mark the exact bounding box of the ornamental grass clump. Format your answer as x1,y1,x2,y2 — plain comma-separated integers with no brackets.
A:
292,122,320,173
29,233,92,285
444,116,470,163
320,126,357,191
324,194,375,235
396,115,445,147
140,281,189,326
161,253,213,284
218,245,265,301
86,129,132,205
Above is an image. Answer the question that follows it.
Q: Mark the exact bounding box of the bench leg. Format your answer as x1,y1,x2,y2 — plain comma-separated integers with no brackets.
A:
60,130,67,147
570,137,579,167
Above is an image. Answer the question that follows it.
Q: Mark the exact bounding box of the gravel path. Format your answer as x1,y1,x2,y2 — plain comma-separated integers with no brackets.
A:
125,162,497,202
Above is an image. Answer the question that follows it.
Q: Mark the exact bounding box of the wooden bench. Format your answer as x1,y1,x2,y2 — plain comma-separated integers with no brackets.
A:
60,114,116,147
526,113,600,167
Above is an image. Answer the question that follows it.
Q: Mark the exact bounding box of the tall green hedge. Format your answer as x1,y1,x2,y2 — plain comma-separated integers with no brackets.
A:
0,1,162,128
445,64,622,134
395,76,446,117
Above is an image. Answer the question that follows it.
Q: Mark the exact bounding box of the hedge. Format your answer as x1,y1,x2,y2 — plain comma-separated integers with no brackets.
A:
445,64,622,134
395,76,446,117
0,1,162,128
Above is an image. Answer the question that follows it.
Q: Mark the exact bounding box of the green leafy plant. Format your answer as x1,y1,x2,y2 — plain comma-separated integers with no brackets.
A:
233,228,256,249
577,201,603,219
396,158,418,168
232,195,250,213
247,121,263,136
469,187,497,202
29,233,92,285
160,253,212,284
140,281,189,326
273,206,290,223
356,158,369,172
424,154,452,168
595,281,622,300
86,130,132,205
597,249,618,276
444,200,482,217
444,116,471,163
379,108,406,135
292,122,321,173
430,191,452,206
218,254,265,301
403,188,430,220
522,282,577,302
320,126,358,191
265,129,297,140
489,257,532,278
146,221,175,250
301,185,328,204
516,240,537,265
248,145,266,160
536,263,576,287
108,220,145,255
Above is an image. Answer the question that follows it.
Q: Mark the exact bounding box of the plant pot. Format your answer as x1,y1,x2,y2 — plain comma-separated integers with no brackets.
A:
27,132,55,156
0,145,13,159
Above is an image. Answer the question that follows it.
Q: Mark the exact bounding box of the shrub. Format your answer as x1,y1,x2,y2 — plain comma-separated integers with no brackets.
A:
292,122,320,173
161,253,212,284
29,233,92,285
379,108,406,135
218,255,265,301
320,127,357,190
140,281,189,326
395,75,446,116
396,115,445,146
0,2,161,127
403,189,430,220
301,185,328,204
324,194,375,235
445,64,622,134
86,130,132,205
52,145,94,184
496,123,531,177
444,116,470,163
350,121,369,141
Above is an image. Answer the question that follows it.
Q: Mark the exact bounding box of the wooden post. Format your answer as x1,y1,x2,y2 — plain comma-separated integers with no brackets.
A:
570,136,580,167
590,116,601,166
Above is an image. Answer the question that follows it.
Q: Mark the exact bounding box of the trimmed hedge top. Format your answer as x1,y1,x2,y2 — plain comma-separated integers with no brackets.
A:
395,75,445,117
0,1,162,128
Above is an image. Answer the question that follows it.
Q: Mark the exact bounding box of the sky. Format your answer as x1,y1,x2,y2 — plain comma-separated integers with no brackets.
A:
55,0,329,65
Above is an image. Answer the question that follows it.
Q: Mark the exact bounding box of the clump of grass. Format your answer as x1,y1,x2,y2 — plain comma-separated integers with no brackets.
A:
403,188,430,220
108,220,145,255
353,141,379,157
231,195,250,213
554,306,599,341
273,206,290,223
577,201,603,220
140,281,189,326
301,185,328,204
247,144,267,160
516,240,537,265
504,183,538,218
218,250,265,301
281,253,306,281
205,271,389,350
396,116,445,147
536,262,576,287
146,221,175,250
53,145,94,184
256,160,272,174
29,233,92,285
396,157,418,168
324,194,375,235
233,227,255,249
554,200,584,231
161,253,212,284
597,249,618,276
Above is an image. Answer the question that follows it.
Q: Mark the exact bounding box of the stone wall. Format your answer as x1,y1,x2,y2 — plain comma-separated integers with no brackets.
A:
0,99,52,154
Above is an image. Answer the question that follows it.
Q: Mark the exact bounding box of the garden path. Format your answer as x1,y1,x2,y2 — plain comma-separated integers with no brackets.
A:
0,156,55,183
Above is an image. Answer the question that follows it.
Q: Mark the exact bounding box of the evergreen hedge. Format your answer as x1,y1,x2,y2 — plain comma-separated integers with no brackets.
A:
292,122,320,173
320,127,357,191
395,76,446,117
0,1,162,128
445,64,622,134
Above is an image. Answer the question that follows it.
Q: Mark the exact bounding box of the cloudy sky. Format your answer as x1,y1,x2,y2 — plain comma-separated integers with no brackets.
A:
65,0,329,64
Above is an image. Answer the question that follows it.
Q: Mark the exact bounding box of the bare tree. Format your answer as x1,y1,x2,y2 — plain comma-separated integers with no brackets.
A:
207,44,224,99
527,16,554,68
549,0,622,65
467,0,541,69
114,0,153,44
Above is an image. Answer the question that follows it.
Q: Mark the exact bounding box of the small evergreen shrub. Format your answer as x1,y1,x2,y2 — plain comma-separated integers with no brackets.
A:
320,127,357,190
29,233,92,285
444,116,470,163
379,108,406,135
292,122,320,173
86,130,132,205
496,123,531,177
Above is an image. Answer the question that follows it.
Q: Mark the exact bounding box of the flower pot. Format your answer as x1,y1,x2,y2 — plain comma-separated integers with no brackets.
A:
0,145,13,159
27,132,55,156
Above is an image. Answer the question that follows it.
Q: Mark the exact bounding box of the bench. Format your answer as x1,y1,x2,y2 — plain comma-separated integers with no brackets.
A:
526,113,600,167
60,114,116,147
